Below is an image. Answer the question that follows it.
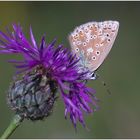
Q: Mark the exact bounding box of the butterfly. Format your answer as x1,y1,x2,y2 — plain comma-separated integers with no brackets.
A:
68,20,119,79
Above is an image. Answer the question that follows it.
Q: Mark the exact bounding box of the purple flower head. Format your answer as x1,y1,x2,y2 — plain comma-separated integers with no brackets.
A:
0,24,98,128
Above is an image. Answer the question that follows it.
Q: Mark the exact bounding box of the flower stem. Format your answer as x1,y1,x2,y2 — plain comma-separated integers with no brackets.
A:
0,115,24,139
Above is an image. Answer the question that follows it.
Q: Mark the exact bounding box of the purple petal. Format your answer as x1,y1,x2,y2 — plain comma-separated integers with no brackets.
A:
30,26,38,49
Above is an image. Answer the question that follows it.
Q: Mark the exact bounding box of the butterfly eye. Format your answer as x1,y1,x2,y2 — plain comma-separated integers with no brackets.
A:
108,23,112,29
75,48,79,52
83,42,87,46
107,38,111,42
74,35,78,40
75,29,79,33
96,50,100,56
93,35,97,39
89,25,93,29
95,44,99,48
98,29,102,35
79,30,83,35
100,42,104,46
84,27,88,33
106,33,110,37
75,34,78,37
90,35,93,39
77,41,81,45
86,39,89,43
103,23,107,29
92,56,96,60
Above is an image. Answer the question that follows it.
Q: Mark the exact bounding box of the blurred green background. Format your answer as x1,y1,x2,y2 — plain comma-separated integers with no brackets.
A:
0,1,140,139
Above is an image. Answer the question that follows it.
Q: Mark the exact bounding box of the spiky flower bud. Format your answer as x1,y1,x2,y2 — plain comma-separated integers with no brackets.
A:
8,66,57,120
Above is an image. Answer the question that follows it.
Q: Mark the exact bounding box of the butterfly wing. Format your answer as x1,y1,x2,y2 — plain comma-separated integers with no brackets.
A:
68,21,119,72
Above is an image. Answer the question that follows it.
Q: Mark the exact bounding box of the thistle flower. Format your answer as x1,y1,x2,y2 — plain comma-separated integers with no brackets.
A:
0,24,98,128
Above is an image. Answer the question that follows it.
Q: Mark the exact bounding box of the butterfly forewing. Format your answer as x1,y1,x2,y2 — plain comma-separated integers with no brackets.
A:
68,21,119,71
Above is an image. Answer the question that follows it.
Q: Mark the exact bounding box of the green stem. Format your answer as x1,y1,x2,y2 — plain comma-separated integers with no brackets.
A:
0,115,23,139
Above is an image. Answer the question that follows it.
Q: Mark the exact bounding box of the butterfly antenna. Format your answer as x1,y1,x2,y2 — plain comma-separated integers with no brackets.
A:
95,72,112,95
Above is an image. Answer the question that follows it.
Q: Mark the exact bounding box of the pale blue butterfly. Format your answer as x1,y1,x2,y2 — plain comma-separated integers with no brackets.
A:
68,20,119,80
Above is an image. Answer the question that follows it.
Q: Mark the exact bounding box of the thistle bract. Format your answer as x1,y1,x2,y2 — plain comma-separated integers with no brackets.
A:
0,24,98,128
8,66,57,120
